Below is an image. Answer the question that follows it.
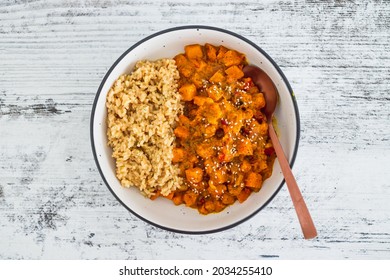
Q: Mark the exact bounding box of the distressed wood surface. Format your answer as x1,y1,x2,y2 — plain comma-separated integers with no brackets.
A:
0,0,389,259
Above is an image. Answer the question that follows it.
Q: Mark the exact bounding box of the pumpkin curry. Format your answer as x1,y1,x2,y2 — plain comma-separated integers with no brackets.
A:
158,44,275,214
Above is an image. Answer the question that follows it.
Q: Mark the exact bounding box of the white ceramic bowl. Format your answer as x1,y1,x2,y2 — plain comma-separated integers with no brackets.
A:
91,26,300,234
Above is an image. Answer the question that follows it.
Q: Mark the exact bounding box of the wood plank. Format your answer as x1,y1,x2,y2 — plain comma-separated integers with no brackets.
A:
0,0,389,259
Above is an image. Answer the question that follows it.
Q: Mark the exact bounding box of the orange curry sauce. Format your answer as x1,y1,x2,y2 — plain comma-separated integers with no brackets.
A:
161,44,275,214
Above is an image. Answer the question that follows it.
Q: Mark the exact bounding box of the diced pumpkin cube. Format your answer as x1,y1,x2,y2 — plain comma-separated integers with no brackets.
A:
172,147,186,163
183,191,198,207
174,126,190,139
247,119,262,137
179,83,197,101
240,160,252,173
252,93,266,109
191,58,207,70
211,168,228,184
207,183,227,199
237,187,251,203
190,114,202,127
218,141,236,163
191,72,204,88
228,184,243,196
204,200,215,212
185,44,203,59
196,143,215,159
174,54,188,68
221,193,235,205
192,181,206,191
198,204,209,215
213,200,226,212
227,110,245,134
179,65,193,78
245,172,262,189
178,162,186,174
242,108,254,120
205,43,217,61
193,96,214,106
237,138,253,156
185,167,203,183
188,154,199,163
202,123,217,138
204,158,214,175
207,84,224,101
259,122,268,136
209,70,225,83
220,50,244,67
175,54,194,78
235,92,252,105
225,65,244,82
217,45,229,60
172,192,183,205
204,103,223,124
179,115,191,126
258,160,268,171
235,173,244,187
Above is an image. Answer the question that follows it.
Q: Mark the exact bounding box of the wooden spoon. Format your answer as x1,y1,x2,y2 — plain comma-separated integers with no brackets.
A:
243,65,317,239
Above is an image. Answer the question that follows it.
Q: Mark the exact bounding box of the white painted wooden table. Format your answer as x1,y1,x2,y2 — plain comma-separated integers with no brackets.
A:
1,0,389,259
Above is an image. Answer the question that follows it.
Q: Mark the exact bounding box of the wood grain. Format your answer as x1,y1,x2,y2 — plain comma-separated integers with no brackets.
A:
1,0,389,259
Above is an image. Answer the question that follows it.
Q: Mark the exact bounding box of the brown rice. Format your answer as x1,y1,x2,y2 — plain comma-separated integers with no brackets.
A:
106,59,183,197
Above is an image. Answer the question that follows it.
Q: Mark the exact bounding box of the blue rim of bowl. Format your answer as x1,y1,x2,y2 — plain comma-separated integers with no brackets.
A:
90,25,300,234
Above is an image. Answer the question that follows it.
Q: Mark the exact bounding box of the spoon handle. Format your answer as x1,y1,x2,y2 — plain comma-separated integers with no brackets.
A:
268,122,317,239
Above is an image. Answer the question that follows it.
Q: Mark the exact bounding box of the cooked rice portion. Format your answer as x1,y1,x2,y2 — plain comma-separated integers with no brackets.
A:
106,59,183,197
